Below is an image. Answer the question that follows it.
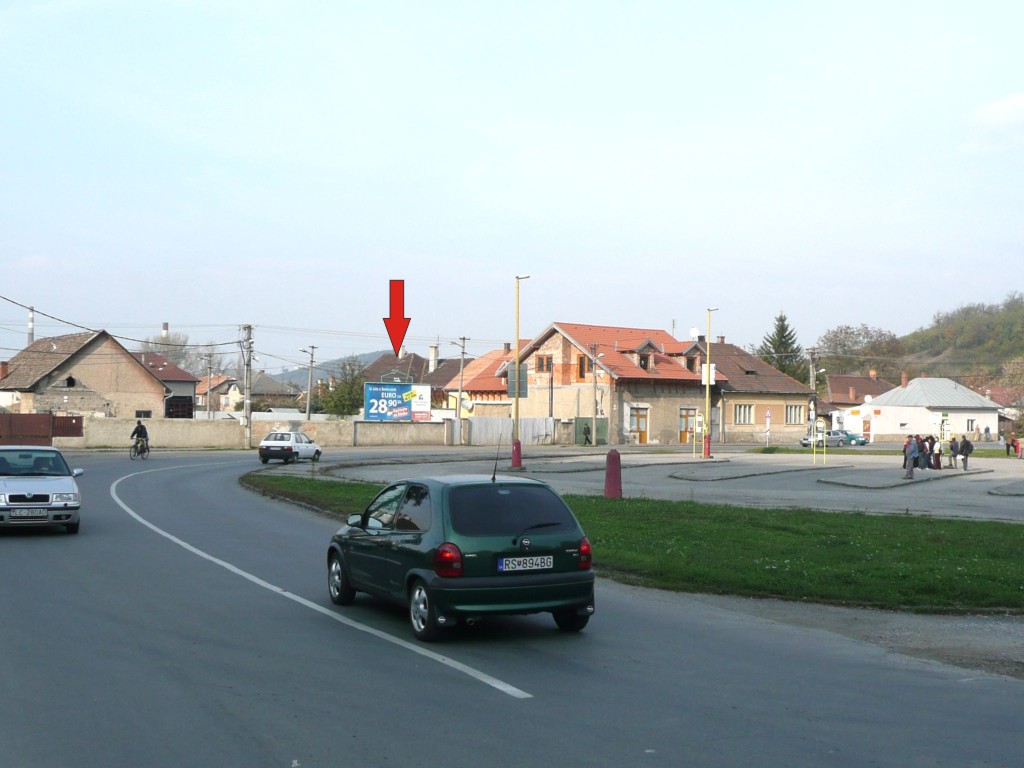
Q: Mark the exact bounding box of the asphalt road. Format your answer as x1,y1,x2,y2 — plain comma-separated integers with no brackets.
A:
2,448,1023,767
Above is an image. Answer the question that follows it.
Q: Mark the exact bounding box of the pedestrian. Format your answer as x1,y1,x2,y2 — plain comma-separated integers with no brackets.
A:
918,436,930,470
902,435,919,480
984,425,991,442
1006,432,1015,457
949,435,960,469
960,435,974,471
902,436,911,469
932,438,942,469
583,423,593,446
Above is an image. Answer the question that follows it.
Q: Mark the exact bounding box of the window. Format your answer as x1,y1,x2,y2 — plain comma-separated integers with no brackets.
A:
536,355,553,373
638,353,650,370
365,484,406,529
967,418,976,432
135,410,152,419
785,405,803,424
577,355,594,380
395,484,431,531
734,404,754,425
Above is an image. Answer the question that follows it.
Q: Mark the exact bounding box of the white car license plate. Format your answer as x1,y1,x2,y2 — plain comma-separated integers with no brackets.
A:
498,555,553,572
10,508,48,518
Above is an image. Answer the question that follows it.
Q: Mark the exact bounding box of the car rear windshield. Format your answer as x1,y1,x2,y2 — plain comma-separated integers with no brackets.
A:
448,484,578,537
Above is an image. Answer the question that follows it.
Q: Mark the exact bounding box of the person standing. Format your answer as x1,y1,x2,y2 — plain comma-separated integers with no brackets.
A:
903,436,919,480
932,438,943,469
949,435,960,469
960,435,974,471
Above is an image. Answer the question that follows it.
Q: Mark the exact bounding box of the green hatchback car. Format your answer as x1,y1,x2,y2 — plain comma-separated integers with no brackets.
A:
327,474,595,641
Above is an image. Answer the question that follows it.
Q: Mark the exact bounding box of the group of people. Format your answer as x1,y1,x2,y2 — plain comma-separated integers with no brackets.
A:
902,434,974,480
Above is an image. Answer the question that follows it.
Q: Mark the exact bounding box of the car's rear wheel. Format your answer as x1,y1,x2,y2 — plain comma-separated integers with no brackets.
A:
260,457,269,464
553,609,589,632
409,579,441,642
838,439,845,447
327,553,356,605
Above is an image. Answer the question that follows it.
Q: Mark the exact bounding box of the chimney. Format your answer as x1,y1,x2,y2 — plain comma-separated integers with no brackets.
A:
869,369,877,380
428,344,438,373
28,307,35,345
504,342,511,354
161,322,169,340
849,387,856,401
0,361,8,380
901,371,908,388
717,335,725,344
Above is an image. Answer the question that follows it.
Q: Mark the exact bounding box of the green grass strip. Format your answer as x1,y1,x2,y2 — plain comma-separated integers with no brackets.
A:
243,473,1024,613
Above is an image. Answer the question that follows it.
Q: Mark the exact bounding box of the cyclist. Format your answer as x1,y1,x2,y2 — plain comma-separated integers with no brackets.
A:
130,420,150,454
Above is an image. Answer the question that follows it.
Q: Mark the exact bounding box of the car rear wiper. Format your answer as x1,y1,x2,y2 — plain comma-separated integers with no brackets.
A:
512,521,560,545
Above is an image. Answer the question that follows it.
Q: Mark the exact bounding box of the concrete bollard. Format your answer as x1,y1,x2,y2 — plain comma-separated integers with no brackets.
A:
512,439,522,469
604,448,622,498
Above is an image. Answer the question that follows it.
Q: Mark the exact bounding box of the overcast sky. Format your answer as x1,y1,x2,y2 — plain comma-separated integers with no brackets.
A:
2,1,1021,375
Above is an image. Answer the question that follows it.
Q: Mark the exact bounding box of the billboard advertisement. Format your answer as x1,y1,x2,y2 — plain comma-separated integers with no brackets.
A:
364,383,431,422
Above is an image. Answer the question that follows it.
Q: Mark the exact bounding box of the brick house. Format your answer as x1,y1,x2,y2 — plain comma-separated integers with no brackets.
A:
131,352,199,418
0,331,169,418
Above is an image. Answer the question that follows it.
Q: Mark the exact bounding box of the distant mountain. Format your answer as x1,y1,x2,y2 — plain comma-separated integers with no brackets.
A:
271,350,387,386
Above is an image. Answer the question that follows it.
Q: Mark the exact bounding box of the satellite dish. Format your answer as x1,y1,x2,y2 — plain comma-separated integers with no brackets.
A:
460,397,474,412
864,394,873,403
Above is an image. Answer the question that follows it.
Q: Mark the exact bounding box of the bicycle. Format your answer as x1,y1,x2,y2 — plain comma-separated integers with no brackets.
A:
129,438,150,460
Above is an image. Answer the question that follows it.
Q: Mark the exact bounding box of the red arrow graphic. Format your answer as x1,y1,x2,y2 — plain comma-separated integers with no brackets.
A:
383,279,411,356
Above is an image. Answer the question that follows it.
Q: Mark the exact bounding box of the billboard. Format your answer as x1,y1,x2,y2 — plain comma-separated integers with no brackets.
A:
364,383,431,421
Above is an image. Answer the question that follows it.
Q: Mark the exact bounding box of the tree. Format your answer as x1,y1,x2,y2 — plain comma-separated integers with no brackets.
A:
318,356,368,417
815,324,904,381
137,332,212,376
756,312,806,381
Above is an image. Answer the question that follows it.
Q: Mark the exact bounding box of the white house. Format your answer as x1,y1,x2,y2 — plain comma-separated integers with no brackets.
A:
835,377,1001,442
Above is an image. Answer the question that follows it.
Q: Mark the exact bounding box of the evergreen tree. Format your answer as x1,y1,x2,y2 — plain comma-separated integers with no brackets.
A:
756,312,806,381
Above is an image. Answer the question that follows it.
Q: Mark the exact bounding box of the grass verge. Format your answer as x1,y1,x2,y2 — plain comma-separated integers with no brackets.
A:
242,473,1024,613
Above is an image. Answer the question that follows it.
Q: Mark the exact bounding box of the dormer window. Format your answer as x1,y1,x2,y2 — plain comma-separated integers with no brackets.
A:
639,353,650,370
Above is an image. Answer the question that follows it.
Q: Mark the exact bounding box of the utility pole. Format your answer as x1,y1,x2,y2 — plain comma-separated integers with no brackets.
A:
301,345,317,420
205,350,214,420
590,343,602,447
453,336,469,446
241,324,253,449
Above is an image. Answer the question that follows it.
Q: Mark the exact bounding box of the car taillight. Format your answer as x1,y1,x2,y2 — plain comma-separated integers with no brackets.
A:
434,542,463,578
578,536,592,570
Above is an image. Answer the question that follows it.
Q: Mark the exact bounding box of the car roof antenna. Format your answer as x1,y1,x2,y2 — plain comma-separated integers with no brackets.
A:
491,432,502,483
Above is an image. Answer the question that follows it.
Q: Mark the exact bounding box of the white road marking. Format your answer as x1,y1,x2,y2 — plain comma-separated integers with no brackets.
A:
110,466,532,699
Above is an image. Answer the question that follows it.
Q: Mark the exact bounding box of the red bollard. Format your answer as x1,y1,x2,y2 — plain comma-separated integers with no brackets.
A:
511,439,522,469
703,433,712,459
604,449,622,498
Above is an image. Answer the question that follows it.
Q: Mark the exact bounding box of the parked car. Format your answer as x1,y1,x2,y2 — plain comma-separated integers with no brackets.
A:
834,430,869,445
327,474,595,641
0,446,83,534
799,430,846,448
258,431,322,464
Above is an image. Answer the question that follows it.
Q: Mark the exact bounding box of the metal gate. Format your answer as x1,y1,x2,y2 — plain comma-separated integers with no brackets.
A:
0,414,84,445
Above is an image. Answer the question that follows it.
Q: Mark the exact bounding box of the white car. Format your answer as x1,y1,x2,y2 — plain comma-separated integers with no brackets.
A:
0,446,83,534
258,431,322,464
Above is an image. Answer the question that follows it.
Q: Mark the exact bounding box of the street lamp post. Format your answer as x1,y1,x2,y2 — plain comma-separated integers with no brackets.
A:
300,345,317,420
512,275,530,467
704,307,719,459
451,337,469,446
590,343,604,447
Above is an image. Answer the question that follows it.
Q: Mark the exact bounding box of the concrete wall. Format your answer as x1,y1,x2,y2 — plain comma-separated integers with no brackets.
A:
53,416,448,449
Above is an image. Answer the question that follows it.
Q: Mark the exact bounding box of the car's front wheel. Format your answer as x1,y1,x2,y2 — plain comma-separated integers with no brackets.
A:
65,521,80,535
409,579,441,642
838,439,845,447
327,553,356,605
313,450,321,462
553,609,589,632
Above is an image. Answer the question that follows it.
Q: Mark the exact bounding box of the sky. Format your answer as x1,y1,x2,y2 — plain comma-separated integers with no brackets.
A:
2,0,1022,377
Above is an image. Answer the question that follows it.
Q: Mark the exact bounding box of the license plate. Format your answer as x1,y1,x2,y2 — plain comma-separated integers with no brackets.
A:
10,508,48,518
498,555,553,572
